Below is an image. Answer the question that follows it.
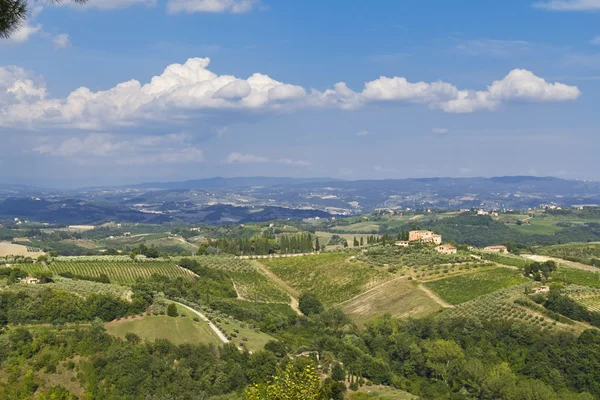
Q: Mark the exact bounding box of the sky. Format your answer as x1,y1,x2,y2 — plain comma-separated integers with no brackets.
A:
0,0,599,188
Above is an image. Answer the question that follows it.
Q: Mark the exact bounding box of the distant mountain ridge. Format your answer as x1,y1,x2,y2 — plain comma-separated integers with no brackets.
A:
109,176,343,190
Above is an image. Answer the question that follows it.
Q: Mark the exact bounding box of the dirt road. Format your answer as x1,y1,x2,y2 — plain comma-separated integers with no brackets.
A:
417,285,454,308
524,255,600,272
175,302,229,344
251,260,303,315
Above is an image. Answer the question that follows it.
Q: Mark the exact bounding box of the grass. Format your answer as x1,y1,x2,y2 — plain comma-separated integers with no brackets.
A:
330,222,381,233
350,386,418,400
106,305,221,346
425,268,529,305
259,253,390,305
220,319,275,353
44,260,196,284
340,278,441,326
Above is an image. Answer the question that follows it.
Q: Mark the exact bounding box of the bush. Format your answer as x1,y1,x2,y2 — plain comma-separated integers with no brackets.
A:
167,303,178,317
299,293,324,316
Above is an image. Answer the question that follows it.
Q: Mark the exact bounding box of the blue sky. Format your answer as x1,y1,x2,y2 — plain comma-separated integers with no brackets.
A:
0,0,599,187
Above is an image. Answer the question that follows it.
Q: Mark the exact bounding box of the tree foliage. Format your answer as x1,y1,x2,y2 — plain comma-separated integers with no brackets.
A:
0,0,87,39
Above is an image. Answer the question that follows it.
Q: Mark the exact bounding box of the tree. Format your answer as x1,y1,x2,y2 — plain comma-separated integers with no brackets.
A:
331,363,345,381
245,362,324,400
1,0,87,39
360,237,364,246
32,270,53,284
315,238,320,252
299,293,324,316
167,303,178,317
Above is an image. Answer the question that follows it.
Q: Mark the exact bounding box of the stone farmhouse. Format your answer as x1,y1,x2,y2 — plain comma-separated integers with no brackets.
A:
531,286,550,295
409,230,442,245
436,244,457,254
395,241,410,247
484,245,508,253
20,277,40,285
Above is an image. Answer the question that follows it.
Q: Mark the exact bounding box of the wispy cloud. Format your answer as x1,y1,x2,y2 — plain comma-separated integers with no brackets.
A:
534,0,600,11
225,152,311,166
432,128,449,134
356,130,372,136
52,34,71,49
167,0,259,14
33,133,204,165
591,36,600,45
455,39,530,57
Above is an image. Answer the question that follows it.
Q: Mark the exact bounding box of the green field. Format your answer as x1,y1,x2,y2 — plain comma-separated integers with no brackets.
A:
230,271,290,303
216,318,275,353
260,253,390,305
340,278,441,326
350,385,418,400
40,260,196,284
536,243,600,266
425,268,529,305
555,268,600,288
106,305,221,346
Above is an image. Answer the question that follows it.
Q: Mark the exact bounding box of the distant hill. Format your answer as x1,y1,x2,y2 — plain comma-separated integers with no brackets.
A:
121,177,342,190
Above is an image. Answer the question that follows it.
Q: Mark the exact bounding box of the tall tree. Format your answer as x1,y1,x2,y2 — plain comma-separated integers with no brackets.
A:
1,0,87,39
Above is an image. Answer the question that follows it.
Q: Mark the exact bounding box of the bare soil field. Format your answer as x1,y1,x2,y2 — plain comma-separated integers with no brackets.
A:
0,242,45,257
340,278,442,326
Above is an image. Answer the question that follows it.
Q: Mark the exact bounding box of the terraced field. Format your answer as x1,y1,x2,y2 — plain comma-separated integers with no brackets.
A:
46,260,197,284
259,253,390,305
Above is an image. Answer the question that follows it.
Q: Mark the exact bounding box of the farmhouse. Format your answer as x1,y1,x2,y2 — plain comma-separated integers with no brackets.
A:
20,277,40,285
409,230,442,245
123,232,132,237
436,244,457,254
395,241,410,248
531,286,550,295
484,245,508,253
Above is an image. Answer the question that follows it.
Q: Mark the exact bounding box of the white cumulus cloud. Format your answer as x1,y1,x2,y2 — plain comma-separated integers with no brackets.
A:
53,34,71,49
3,24,42,44
534,0,600,10
225,152,311,166
168,0,258,14
0,59,582,132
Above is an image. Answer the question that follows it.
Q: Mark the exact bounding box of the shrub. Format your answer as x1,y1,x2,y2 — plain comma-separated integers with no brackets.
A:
167,303,178,317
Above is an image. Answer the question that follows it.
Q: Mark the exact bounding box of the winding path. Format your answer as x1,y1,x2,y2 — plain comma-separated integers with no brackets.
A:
174,302,229,344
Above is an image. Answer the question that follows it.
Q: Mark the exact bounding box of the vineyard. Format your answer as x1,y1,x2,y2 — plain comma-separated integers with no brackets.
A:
173,256,255,273
554,268,600,288
356,245,471,268
565,286,600,312
536,243,600,266
230,271,290,303
10,277,132,299
46,260,197,284
443,284,568,332
424,268,529,305
260,252,390,305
